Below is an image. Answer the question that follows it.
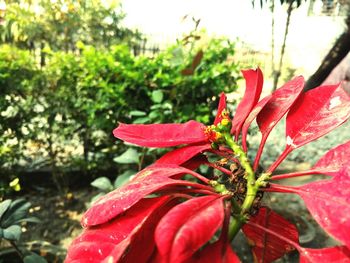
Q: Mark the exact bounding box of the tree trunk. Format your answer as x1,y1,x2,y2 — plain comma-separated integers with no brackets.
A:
273,1,294,91
304,14,350,91
270,0,276,77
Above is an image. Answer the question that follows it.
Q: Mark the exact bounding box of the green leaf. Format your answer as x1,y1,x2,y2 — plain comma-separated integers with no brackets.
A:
24,253,48,263
2,199,31,227
150,104,163,110
0,200,11,221
16,217,40,224
151,90,164,103
114,170,136,188
3,225,21,241
90,177,113,191
113,148,139,164
129,110,146,117
170,47,184,66
133,117,150,124
149,111,160,120
90,193,105,204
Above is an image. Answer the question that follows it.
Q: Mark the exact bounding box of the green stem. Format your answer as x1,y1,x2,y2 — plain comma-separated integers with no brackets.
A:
223,132,269,241
224,133,256,212
9,240,24,260
231,199,241,215
228,215,246,240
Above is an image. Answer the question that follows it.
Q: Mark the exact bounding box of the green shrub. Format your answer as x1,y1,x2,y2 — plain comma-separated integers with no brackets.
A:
0,37,241,194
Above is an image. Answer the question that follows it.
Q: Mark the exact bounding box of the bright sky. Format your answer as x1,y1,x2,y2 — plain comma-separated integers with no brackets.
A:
121,0,272,47
120,0,346,76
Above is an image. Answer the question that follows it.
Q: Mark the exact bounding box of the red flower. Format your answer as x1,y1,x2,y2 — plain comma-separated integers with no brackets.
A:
66,68,350,262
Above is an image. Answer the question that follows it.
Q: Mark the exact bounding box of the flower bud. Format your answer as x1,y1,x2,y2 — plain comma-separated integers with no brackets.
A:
221,118,230,126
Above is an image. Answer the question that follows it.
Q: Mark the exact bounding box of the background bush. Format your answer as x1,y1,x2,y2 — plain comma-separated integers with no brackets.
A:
0,36,241,195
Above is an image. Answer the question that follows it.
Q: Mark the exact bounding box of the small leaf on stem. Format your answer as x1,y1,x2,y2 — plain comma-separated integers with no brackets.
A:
214,93,228,125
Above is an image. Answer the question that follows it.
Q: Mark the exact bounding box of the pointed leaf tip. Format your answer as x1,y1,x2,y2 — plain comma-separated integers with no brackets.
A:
214,93,228,125
231,68,263,137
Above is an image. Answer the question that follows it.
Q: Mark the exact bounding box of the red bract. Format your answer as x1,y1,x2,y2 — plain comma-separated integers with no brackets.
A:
214,92,229,125
242,208,298,263
82,165,212,227
312,140,350,176
231,68,263,138
66,197,176,263
67,69,350,263
299,247,350,263
254,76,304,170
185,240,240,263
269,83,350,172
270,166,350,248
113,121,207,148
155,195,226,262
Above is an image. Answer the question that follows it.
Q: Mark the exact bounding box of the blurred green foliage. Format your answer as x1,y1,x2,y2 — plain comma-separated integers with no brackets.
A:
0,199,46,262
0,1,241,196
0,0,141,53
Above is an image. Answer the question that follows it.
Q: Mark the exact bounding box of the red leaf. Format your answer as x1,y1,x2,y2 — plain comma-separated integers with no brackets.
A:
181,50,204,76
286,84,350,148
257,76,304,135
242,208,299,263
254,76,304,169
285,167,350,248
312,140,350,176
113,121,207,147
155,144,212,166
241,95,271,152
214,93,228,125
155,195,225,262
185,240,240,263
268,84,350,172
66,197,174,263
109,198,179,263
82,165,211,227
181,68,194,76
191,50,204,71
231,68,263,137
181,155,208,170
299,246,350,263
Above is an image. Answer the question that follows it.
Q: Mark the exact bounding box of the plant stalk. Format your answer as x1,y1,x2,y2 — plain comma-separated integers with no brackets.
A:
223,132,263,241
9,240,24,260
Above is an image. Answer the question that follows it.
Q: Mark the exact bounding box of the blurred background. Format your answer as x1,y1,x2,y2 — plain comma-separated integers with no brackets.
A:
0,0,350,262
